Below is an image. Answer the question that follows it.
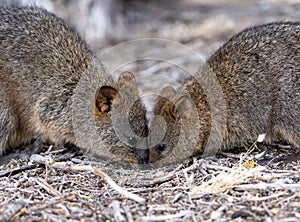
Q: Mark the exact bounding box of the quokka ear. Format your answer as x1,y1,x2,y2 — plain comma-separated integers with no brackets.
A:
159,86,176,98
117,71,136,88
95,86,118,113
154,86,177,113
170,95,195,121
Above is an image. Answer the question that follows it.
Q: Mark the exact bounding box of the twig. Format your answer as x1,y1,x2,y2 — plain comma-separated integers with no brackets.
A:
182,158,205,174
0,146,80,178
124,206,134,222
235,182,300,192
0,164,38,177
140,210,193,221
246,191,287,201
10,207,27,222
171,193,183,203
30,154,146,204
138,165,182,187
139,158,204,187
0,202,25,222
35,178,61,196
111,200,126,222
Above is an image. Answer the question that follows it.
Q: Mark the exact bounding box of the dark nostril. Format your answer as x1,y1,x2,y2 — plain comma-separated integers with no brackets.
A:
133,148,149,164
157,144,166,152
142,158,149,164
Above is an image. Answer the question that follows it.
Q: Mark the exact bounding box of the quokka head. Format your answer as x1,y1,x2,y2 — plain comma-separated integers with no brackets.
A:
76,71,149,165
148,85,201,167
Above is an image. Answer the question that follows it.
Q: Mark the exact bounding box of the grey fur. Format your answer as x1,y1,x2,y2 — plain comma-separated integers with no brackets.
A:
0,6,148,164
150,22,300,165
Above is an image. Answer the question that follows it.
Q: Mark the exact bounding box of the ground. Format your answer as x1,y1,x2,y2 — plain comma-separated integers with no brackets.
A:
0,0,300,221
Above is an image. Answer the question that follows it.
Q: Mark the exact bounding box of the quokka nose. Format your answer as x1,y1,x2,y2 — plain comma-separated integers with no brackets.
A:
133,147,149,164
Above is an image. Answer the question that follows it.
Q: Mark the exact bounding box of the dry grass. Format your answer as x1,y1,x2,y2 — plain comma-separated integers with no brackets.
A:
0,143,299,221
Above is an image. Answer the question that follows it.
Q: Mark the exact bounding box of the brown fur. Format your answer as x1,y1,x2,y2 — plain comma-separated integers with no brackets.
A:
149,22,300,165
0,6,148,164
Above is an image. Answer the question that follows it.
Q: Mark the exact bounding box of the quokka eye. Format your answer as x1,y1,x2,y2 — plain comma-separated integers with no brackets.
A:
157,144,166,152
128,137,137,146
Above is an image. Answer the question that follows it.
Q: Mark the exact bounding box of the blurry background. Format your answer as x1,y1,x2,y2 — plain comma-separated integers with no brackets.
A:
1,0,300,105
1,0,298,50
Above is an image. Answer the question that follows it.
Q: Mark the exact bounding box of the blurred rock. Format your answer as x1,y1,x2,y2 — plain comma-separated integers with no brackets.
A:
0,0,126,46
